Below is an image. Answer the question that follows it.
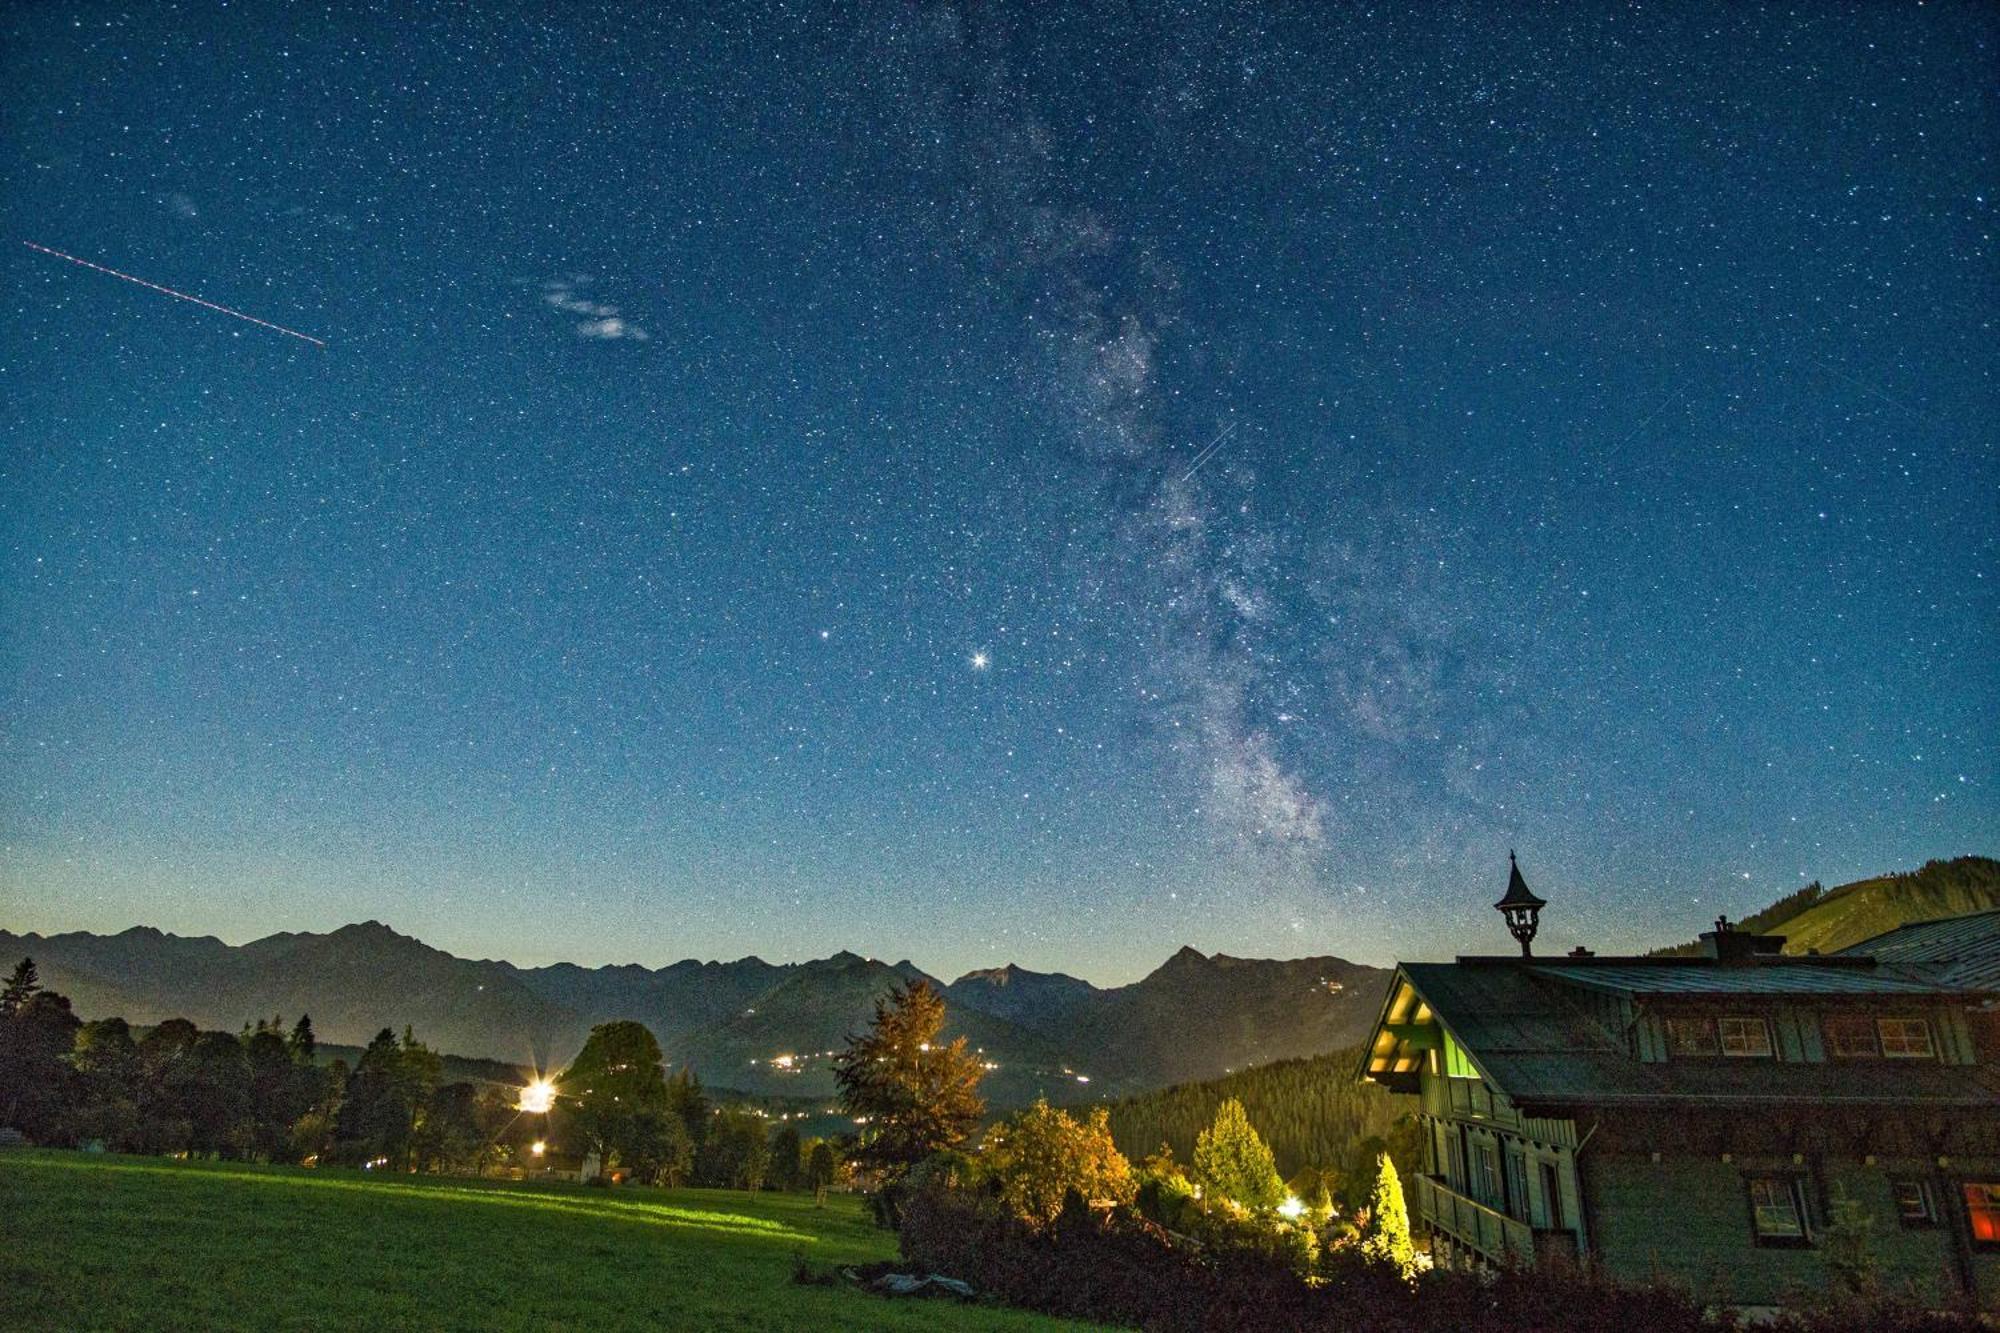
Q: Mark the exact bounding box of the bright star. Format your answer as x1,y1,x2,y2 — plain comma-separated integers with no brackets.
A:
970,651,990,670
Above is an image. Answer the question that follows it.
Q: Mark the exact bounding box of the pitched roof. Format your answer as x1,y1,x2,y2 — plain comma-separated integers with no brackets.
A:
1838,907,2000,990
1382,957,2000,1111
1525,960,1963,997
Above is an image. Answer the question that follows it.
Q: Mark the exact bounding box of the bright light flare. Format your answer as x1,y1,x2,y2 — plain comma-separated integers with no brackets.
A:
518,1078,557,1114
1277,1195,1305,1220
530,1139,546,1157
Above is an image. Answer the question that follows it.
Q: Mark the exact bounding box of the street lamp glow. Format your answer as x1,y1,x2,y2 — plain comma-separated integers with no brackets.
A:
518,1078,557,1114
530,1139,546,1157
1277,1195,1305,1220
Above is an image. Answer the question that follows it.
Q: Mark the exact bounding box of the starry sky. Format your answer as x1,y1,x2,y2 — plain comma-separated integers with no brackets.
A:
2,3,1994,983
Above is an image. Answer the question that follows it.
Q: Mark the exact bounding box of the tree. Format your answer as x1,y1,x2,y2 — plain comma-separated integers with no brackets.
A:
414,1082,485,1172
0,987,81,1141
1,957,41,1017
334,1029,423,1167
664,1066,709,1151
288,1014,317,1063
134,1019,199,1153
69,1017,140,1149
768,1123,804,1191
1358,1152,1416,1278
244,1023,300,1161
832,981,985,1175
559,1021,670,1173
805,1139,839,1205
179,1031,250,1157
985,1099,1137,1226
650,1113,696,1186
1192,1098,1284,1212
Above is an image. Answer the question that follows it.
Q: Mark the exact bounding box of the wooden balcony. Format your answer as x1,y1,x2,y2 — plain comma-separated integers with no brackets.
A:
1413,1174,1534,1265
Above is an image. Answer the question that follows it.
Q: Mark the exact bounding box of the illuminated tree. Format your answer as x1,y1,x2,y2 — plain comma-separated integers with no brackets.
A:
832,981,985,1174
1192,1098,1284,1211
985,1098,1137,1225
1359,1151,1416,1278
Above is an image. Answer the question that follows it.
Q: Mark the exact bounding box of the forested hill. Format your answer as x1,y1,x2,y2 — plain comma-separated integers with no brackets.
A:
1652,856,2000,957
1102,1046,1417,1195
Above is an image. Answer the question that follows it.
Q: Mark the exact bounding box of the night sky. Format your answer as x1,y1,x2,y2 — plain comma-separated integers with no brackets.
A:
2,3,1993,982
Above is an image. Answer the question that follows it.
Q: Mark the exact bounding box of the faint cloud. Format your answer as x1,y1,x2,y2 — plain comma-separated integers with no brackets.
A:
541,276,650,342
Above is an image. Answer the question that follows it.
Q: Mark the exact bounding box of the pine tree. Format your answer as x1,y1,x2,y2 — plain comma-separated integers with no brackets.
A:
1191,1097,1285,1211
1,957,41,1017
1359,1152,1416,1278
832,980,985,1174
288,1014,317,1063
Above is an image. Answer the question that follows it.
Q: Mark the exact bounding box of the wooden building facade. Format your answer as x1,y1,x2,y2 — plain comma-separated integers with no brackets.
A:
1359,873,2000,1309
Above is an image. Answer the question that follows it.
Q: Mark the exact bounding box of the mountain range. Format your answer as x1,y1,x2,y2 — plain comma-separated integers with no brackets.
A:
0,921,1388,1106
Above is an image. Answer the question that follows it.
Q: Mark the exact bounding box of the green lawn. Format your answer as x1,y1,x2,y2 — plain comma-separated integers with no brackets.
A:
0,1150,1102,1331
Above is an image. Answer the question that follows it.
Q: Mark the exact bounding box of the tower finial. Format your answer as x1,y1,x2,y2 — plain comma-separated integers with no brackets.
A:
1495,853,1547,957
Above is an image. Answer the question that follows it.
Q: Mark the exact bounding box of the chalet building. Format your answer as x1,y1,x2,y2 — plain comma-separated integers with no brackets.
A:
1358,859,2000,1309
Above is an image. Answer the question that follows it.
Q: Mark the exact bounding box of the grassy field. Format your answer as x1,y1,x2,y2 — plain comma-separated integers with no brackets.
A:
0,1150,1101,1331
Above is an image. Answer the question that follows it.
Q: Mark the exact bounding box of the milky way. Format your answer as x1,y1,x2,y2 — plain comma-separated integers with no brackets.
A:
0,2,1992,980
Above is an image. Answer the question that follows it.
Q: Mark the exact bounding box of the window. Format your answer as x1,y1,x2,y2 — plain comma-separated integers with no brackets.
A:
1503,1145,1531,1223
1965,1183,2000,1247
1747,1176,1810,1245
1719,1016,1774,1058
1471,1140,1503,1210
1665,1016,1719,1056
1877,1017,1935,1059
1891,1178,1937,1227
1823,1015,1878,1058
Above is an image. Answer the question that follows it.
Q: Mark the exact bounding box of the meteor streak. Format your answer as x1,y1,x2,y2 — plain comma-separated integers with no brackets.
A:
23,240,327,347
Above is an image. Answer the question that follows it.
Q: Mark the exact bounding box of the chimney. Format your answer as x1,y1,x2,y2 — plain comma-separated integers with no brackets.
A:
1699,915,1786,962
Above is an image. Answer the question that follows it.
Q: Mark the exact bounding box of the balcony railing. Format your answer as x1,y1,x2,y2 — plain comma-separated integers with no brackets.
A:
1413,1174,1535,1265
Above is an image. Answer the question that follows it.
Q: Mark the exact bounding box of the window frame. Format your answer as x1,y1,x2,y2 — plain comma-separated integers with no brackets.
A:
1822,1014,1879,1059
1890,1177,1937,1228
1964,1181,2000,1250
1718,1015,1775,1059
1664,1015,1720,1057
1876,1016,1936,1060
1745,1174,1812,1247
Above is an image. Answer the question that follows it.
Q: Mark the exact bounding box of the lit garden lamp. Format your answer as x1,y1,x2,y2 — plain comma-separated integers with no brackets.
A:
1495,850,1546,957
518,1076,556,1171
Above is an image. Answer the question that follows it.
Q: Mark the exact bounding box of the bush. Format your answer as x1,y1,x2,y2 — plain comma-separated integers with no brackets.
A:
898,1181,1992,1333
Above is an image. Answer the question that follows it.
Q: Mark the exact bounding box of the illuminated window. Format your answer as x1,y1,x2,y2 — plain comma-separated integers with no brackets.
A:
1443,1031,1480,1080
1964,1183,2000,1247
1747,1176,1809,1245
1719,1017,1773,1058
1890,1179,1936,1227
1822,1015,1878,1058
1876,1018,1934,1060
1665,1016,1718,1056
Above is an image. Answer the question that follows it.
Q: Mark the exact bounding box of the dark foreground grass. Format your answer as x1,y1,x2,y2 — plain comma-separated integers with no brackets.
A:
0,1150,1105,1331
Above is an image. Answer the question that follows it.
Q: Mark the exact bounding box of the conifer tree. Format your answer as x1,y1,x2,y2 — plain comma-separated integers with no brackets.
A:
1359,1151,1417,1278
1,957,40,1017
832,980,985,1174
1191,1097,1284,1211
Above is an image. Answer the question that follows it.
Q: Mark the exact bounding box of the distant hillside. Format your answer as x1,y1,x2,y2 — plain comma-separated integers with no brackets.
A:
1102,1046,1416,1190
1654,856,2000,957
0,923,1390,1107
